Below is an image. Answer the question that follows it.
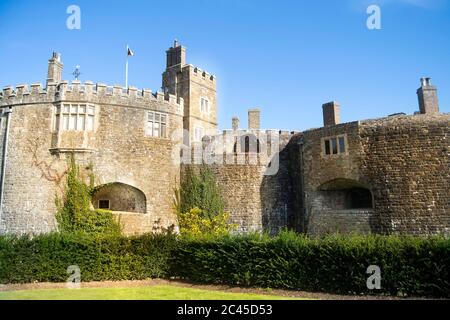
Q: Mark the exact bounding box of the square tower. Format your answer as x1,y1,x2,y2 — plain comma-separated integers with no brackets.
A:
162,41,217,145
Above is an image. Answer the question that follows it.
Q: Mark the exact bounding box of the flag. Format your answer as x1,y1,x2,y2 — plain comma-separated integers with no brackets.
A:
127,46,134,57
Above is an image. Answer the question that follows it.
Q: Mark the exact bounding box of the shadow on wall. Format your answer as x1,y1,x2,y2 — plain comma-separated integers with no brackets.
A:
260,143,296,235
92,182,147,213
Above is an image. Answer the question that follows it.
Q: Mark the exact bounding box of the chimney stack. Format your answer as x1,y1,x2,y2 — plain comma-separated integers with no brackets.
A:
322,101,340,126
166,40,186,68
417,77,439,114
46,52,63,86
248,109,260,130
232,116,239,131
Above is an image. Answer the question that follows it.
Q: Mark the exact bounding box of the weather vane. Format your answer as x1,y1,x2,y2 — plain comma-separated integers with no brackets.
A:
72,65,81,80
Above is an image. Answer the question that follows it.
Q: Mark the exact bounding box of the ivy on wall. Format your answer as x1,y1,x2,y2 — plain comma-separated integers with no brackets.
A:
55,155,121,236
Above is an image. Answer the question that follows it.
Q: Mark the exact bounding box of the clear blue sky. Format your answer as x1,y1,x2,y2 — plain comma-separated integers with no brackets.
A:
0,0,449,131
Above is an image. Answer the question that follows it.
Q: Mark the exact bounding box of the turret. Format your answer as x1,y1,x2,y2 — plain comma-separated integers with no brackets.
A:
162,41,217,145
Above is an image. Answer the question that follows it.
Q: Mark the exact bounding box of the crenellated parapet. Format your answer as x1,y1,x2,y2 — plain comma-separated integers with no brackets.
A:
180,129,299,168
0,81,184,116
185,64,216,83
213,129,298,152
0,83,56,106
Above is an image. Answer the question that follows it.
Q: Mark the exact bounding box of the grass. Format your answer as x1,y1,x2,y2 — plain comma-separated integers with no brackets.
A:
0,285,302,300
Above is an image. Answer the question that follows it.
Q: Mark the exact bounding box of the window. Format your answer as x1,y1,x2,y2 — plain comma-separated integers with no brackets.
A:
324,139,331,155
323,135,346,156
98,200,110,210
338,136,346,153
331,138,338,154
200,97,209,113
55,104,95,132
146,111,167,138
194,127,204,142
234,134,260,153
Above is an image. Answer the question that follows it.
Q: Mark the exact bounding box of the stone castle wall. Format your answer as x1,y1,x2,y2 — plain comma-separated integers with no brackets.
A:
0,82,184,235
181,130,296,234
0,48,448,237
359,114,450,235
296,114,450,236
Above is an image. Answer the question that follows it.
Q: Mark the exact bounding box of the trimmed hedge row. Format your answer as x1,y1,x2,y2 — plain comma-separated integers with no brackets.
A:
0,232,176,283
173,233,450,297
1,232,449,297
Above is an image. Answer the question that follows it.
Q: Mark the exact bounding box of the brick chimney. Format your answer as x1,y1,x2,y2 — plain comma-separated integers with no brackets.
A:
322,101,340,126
166,39,186,68
46,52,63,85
232,116,239,131
417,77,439,114
248,109,260,129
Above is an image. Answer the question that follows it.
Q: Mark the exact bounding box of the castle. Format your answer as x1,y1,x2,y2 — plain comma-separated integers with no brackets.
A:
0,42,449,236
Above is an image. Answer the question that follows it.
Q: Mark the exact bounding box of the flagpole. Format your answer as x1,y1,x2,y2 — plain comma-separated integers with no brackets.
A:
125,45,129,88
126,59,128,88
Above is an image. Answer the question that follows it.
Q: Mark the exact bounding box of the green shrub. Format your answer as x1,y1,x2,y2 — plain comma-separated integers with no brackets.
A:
177,207,237,238
175,166,225,220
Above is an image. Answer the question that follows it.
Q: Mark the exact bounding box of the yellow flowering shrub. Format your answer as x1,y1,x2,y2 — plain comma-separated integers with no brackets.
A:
177,207,237,238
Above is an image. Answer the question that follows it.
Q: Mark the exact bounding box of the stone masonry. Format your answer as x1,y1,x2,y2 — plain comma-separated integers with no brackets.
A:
0,42,448,237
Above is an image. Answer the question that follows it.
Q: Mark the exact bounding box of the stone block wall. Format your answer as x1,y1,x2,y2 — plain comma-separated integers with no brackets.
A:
307,209,373,236
359,114,450,235
294,113,450,236
181,130,296,234
0,82,184,235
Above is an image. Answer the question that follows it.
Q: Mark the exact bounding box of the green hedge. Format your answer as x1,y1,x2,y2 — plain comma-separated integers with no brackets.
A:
172,232,450,298
1,232,449,298
0,232,177,283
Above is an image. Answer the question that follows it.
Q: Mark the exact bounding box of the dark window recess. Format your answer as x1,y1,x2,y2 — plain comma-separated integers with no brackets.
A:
324,139,331,155
331,138,338,154
99,200,110,209
339,136,346,153
345,188,373,209
234,135,261,153
324,136,346,155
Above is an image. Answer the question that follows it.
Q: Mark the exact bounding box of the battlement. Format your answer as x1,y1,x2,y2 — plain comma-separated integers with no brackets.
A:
0,81,184,114
182,129,299,168
219,129,298,138
0,83,54,105
185,64,216,83
58,81,183,105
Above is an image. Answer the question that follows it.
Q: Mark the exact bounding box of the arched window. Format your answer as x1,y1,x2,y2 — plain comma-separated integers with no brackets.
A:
233,134,260,153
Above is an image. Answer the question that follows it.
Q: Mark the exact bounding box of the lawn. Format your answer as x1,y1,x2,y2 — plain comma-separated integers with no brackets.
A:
0,285,301,300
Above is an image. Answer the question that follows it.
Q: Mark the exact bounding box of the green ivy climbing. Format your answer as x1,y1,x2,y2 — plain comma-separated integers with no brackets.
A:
56,155,121,236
